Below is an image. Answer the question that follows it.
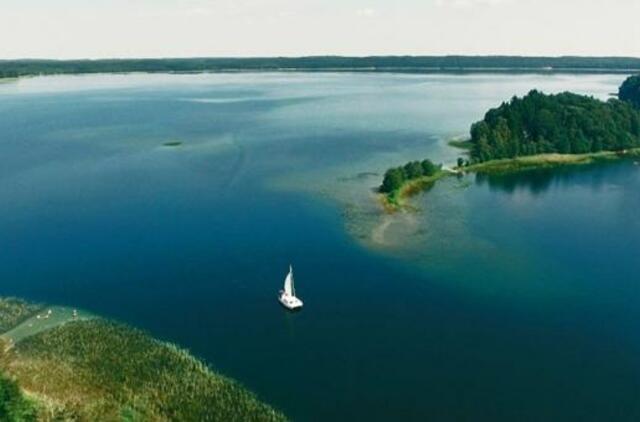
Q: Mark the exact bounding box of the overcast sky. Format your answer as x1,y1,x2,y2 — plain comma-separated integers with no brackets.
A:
1,0,639,59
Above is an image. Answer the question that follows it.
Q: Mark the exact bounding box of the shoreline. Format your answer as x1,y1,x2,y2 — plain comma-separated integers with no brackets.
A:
379,148,640,213
466,149,640,174
1,66,638,82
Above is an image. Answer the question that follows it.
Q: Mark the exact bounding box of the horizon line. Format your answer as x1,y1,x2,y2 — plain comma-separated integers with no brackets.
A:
3,54,640,62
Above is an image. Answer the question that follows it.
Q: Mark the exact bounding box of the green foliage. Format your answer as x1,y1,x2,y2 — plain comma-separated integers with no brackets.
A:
380,159,441,194
380,168,406,193
420,159,438,176
0,375,37,422
469,90,640,163
619,74,640,109
404,161,424,179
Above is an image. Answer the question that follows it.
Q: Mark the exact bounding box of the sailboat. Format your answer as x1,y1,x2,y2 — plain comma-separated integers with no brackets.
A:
278,265,303,310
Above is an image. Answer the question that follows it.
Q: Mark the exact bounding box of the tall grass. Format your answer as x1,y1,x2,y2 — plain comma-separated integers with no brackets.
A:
1,320,287,421
465,150,638,174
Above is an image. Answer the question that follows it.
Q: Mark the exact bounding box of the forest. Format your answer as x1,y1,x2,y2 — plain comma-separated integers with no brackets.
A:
468,87,640,163
2,56,640,79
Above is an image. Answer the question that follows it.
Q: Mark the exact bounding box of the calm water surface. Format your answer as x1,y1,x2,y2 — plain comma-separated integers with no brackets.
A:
1,73,639,421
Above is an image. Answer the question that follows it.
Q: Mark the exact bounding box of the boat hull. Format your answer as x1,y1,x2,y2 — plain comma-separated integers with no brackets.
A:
278,294,303,311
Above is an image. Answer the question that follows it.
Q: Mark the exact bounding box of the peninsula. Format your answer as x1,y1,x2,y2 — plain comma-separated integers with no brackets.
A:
0,297,285,421
380,74,640,211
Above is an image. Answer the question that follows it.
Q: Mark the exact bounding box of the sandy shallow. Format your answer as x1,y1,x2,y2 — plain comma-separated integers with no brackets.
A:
2,306,95,344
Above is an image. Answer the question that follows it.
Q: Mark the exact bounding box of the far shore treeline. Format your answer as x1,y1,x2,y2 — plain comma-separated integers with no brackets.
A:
2,56,640,79
380,73,640,194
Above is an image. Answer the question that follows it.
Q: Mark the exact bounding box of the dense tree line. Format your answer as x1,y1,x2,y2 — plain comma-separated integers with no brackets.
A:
380,159,440,193
468,90,640,163
0,71,19,79
619,74,640,109
1,56,640,79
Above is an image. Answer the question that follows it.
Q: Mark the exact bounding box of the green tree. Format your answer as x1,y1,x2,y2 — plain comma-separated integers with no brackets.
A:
380,168,405,193
403,161,424,179
420,159,438,176
619,75,640,109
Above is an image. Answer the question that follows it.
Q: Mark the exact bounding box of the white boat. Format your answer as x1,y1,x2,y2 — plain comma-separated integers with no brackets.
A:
278,265,303,310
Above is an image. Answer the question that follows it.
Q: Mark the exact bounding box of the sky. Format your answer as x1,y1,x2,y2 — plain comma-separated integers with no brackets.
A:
1,0,639,59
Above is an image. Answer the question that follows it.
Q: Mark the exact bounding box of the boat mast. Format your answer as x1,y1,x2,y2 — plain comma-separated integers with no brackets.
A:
290,265,295,297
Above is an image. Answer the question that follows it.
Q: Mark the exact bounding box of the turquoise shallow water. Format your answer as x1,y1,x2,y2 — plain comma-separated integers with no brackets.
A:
0,72,639,420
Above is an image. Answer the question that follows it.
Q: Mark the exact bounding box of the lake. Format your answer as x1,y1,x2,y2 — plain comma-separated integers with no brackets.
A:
1,72,639,421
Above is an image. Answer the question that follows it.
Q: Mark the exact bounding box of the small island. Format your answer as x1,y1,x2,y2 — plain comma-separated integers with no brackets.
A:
162,140,183,148
379,159,446,210
380,74,640,211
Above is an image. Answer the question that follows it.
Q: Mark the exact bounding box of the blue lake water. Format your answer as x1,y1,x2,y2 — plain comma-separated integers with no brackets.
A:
1,73,639,420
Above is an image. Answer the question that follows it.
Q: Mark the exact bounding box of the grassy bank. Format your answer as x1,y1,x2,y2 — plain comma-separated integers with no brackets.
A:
0,298,286,421
380,170,448,212
465,149,640,174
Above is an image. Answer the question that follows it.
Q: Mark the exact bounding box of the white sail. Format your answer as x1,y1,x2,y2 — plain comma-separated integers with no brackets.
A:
284,266,294,296
278,264,303,310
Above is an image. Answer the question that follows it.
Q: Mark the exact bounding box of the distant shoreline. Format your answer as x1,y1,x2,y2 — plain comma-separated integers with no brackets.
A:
2,55,640,80
1,68,638,81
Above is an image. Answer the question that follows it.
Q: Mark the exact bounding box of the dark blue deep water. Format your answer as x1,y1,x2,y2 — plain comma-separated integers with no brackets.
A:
1,73,639,421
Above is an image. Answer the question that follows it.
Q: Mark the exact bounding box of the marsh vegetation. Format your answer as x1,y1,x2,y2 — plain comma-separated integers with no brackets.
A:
0,298,285,421
0,299,41,334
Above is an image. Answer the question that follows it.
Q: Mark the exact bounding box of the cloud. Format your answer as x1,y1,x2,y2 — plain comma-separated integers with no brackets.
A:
435,0,513,8
185,7,213,16
356,8,376,17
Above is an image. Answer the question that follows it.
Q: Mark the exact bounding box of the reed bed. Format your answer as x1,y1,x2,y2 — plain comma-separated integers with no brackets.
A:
1,319,286,421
